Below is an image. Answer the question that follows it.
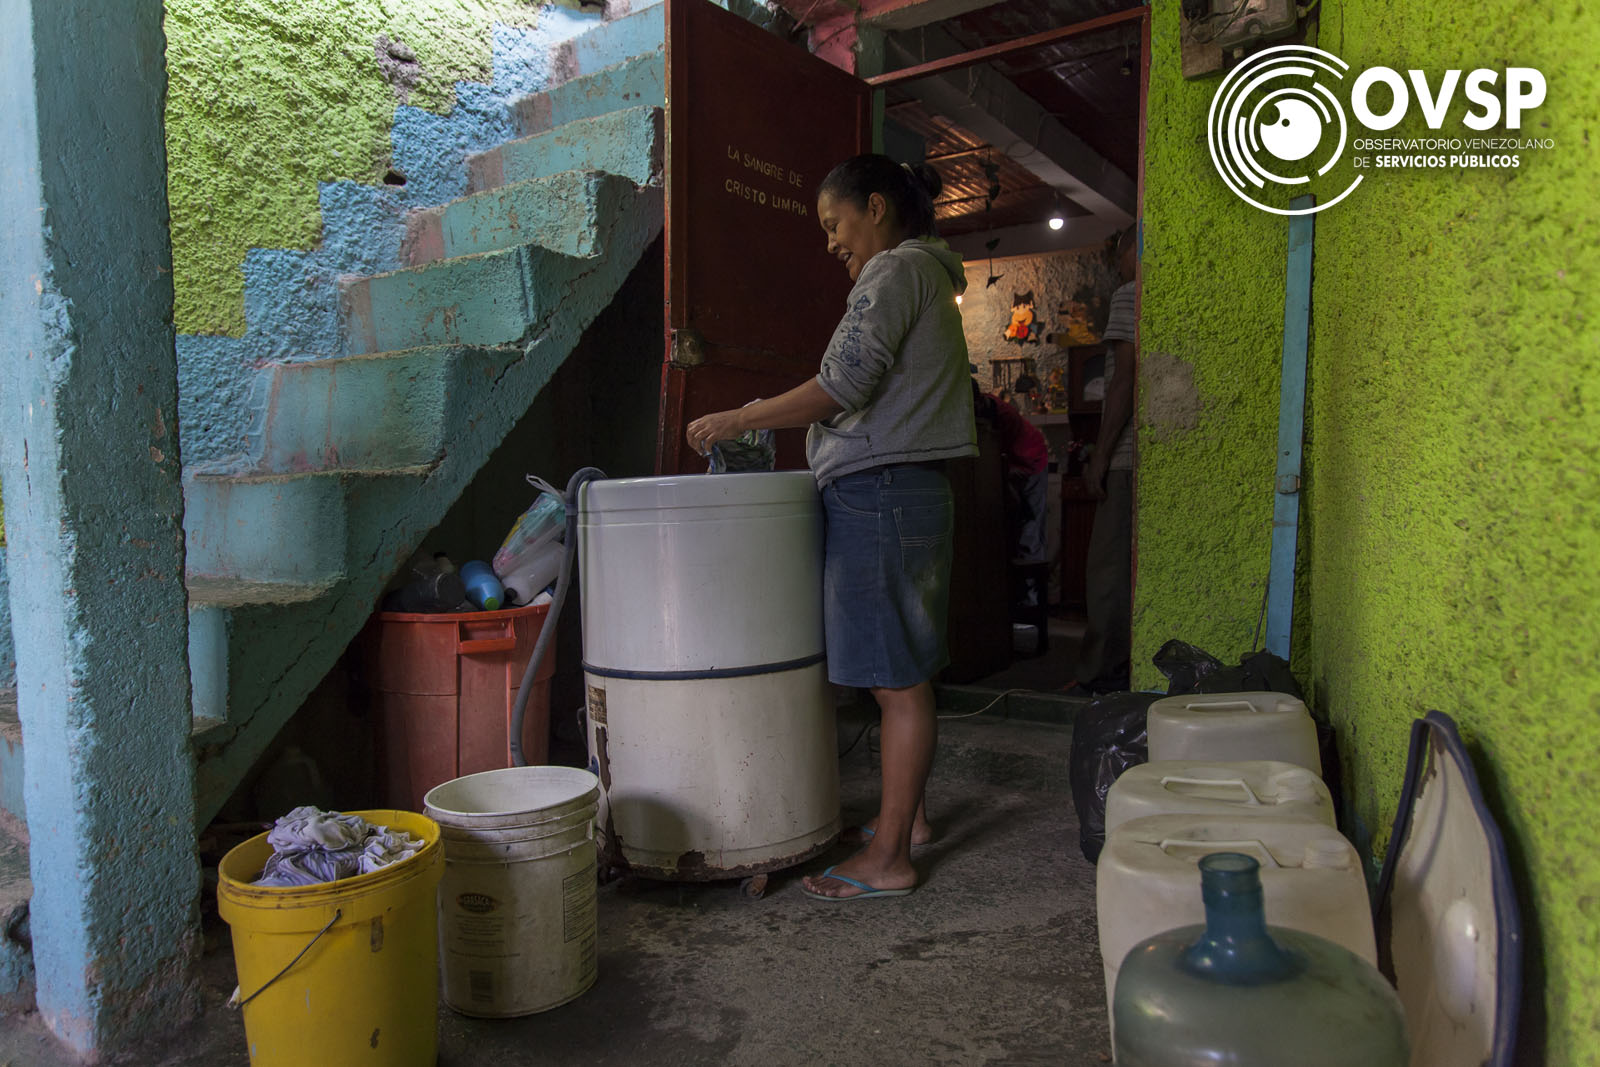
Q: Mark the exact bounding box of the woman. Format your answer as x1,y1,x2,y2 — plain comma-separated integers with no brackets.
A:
685,154,975,901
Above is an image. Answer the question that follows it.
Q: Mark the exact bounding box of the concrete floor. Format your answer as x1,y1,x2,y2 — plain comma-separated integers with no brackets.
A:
0,707,1109,1066
975,614,1089,693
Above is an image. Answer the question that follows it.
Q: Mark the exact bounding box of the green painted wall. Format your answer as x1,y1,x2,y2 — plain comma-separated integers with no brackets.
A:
164,0,544,336
1132,10,1287,680
1139,2,1600,1060
1308,3,1600,1061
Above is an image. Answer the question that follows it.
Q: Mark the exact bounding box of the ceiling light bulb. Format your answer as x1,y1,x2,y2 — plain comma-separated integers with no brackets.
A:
955,294,964,305
1048,215,1065,231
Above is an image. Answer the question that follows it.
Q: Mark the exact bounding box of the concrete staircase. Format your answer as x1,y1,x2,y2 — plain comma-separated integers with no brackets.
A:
184,5,668,826
0,1,671,1015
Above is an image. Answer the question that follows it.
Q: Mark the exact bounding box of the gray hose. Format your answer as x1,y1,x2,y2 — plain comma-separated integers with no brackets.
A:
509,466,607,767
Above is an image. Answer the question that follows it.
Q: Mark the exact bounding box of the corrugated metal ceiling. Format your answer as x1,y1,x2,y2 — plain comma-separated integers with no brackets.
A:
769,0,1143,236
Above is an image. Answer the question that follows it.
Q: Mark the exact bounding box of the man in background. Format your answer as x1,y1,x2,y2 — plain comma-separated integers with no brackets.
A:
1070,227,1138,695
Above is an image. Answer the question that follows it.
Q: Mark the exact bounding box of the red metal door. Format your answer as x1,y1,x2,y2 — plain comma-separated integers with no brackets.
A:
658,0,872,474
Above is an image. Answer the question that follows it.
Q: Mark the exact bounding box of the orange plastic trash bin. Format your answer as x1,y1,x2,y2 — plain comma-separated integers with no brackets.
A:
357,603,555,812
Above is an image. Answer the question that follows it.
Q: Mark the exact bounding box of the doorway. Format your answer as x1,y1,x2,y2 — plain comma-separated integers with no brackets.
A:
864,3,1150,691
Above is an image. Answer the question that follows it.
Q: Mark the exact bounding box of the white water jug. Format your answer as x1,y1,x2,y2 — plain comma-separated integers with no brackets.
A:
1105,760,1333,837
499,541,564,606
1147,691,1320,773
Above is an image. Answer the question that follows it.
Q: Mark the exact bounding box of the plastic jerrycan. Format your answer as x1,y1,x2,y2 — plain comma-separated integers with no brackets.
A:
1147,691,1320,773
1104,760,1334,837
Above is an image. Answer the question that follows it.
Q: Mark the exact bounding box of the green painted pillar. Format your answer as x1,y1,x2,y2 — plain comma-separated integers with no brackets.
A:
0,0,199,1056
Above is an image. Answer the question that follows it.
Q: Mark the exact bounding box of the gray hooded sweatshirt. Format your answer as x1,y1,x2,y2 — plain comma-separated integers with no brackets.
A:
808,238,978,486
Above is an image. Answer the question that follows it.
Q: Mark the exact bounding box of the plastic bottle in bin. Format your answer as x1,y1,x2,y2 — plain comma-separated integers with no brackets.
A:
460,561,504,611
384,555,467,613
499,540,563,606
1112,852,1408,1066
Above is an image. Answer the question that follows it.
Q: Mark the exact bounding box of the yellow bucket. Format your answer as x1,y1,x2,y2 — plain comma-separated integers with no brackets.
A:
217,810,443,1066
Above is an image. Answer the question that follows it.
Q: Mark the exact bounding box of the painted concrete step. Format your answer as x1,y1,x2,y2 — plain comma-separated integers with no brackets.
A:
255,346,520,472
187,579,338,731
341,242,590,357
552,1,664,91
404,171,641,268
514,50,664,138
466,106,663,195
184,467,432,585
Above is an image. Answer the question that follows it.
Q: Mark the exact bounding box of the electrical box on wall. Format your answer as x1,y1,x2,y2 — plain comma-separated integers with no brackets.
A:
1181,0,1307,79
1211,0,1300,52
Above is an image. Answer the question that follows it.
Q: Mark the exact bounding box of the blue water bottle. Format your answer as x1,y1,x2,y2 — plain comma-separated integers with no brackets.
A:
1113,852,1408,1066
459,560,504,611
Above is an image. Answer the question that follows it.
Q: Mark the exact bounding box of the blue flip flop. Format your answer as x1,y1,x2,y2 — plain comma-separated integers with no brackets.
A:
802,865,915,901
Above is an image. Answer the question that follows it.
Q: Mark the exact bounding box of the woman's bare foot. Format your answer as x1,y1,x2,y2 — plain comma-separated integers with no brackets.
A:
842,813,934,847
802,848,917,899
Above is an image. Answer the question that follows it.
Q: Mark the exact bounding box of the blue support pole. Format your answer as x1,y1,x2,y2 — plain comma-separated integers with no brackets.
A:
0,0,199,1054
1265,196,1315,660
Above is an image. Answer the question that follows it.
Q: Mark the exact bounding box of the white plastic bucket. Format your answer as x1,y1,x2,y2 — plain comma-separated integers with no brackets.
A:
424,766,600,1017
1104,760,1334,837
1097,814,1374,1043
1146,691,1321,773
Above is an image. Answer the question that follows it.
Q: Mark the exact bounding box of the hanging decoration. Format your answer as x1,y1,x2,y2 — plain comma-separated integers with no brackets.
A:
982,155,1003,289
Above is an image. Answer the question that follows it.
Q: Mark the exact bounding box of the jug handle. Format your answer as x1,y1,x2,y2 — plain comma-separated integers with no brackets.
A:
1182,699,1259,713
458,619,516,655
1159,775,1262,805
1158,838,1281,868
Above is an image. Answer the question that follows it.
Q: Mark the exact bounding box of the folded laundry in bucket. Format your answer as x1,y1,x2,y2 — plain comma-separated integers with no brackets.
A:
254,806,425,887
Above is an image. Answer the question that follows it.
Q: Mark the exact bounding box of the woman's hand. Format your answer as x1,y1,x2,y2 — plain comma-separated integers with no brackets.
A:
686,409,747,456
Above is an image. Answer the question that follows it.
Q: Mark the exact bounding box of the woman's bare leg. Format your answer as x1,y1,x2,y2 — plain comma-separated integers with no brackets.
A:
804,680,935,897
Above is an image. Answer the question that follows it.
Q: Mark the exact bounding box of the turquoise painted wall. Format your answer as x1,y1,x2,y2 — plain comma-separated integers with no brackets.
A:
1139,2,1600,1060
2,0,198,1050
164,0,610,465
165,0,546,337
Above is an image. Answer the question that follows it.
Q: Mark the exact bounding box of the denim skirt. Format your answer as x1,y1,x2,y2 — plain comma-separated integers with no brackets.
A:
821,464,955,689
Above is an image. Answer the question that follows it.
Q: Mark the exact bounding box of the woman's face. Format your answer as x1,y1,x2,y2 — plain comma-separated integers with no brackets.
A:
818,190,895,282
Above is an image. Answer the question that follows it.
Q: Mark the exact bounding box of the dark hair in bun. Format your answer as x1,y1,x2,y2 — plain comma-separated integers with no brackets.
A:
818,154,942,238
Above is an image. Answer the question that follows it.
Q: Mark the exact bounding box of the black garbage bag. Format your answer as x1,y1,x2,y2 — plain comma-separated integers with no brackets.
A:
1186,648,1305,700
1151,639,1226,693
1069,692,1163,863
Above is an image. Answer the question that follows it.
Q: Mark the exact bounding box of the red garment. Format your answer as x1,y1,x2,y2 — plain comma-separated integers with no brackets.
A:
989,395,1050,475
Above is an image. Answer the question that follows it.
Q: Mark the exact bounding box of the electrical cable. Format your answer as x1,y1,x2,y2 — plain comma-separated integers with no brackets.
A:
837,686,1030,761
938,688,1030,720
1189,0,1251,44
839,719,878,759
1251,574,1270,652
